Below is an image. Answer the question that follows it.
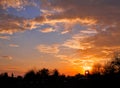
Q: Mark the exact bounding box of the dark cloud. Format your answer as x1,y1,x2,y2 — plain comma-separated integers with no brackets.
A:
39,0,120,25
0,13,28,34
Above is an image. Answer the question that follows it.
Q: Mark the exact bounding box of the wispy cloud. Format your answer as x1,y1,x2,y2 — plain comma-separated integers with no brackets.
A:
36,44,59,54
35,0,120,34
0,36,10,40
0,0,120,35
40,28,55,33
62,39,82,49
1,56,13,60
0,0,37,35
0,0,120,34
61,25,120,67
0,0,36,10
9,44,19,47
80,29,98,34
0,14,29,35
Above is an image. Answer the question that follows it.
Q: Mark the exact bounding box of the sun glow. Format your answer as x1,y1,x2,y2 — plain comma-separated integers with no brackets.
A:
83,66,92,72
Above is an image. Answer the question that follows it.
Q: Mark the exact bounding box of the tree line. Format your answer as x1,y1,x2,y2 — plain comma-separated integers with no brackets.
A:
0,54,120,88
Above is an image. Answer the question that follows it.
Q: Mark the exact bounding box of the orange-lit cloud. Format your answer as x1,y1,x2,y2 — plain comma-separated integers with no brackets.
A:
32,17,97,33
0,0,37,35
62,39,82,49
36,44,59,54
62,37,93,50
0,0,36,10
0,0,120,35
80,29,98,34
56,54,94,74
39,0,120,25
9,44,19,47
0,14,29,34
1,56,13,60
40,28,55,33
0,36,10,40
60,25,120,70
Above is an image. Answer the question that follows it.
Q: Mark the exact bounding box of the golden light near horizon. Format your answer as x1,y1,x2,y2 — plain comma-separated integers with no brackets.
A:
83,64,92,73
83,66,92,71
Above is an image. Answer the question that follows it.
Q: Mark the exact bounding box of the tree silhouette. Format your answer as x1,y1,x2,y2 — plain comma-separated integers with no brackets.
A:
52,69,59,77
104,53,120,75
0,72,8,78
39,68,49,77
1,52,120,88
24,70,36,80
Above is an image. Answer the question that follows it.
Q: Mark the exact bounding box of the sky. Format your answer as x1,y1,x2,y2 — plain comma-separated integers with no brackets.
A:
0,0,120,76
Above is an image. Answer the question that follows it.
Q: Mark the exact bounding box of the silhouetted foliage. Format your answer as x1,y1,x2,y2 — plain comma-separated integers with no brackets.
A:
39,68,49,77
1,54,120,88
52,69,59,77
104,53,120,75
24,70,36,80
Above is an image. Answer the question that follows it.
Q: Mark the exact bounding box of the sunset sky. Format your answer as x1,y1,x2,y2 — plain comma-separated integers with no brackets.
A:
0,0,120,76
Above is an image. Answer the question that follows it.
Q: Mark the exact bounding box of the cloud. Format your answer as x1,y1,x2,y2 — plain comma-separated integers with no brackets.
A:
60,19,120,68
62,39,82,49
1,56,13,60
56,54,95,73
36,44,59,54
80,29,98,34
0,36,10,40
40,28,55,33
62,25,120,67
9,44,19,47
40,0,120,24
0,0,37,35
34,0,120,33
0,0,36,10
62,31,94,50
32,16,97,33
1,0,120,35
0,14,29,34
0,14,39,35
